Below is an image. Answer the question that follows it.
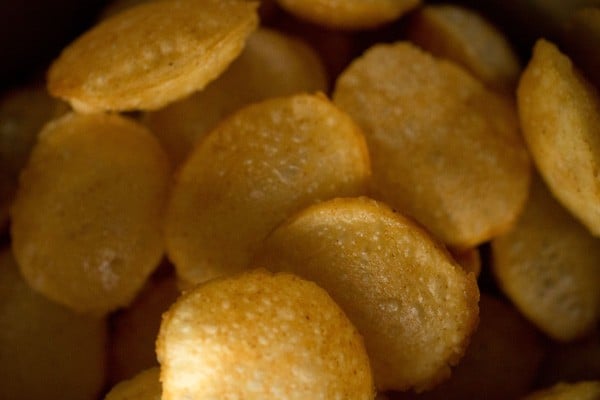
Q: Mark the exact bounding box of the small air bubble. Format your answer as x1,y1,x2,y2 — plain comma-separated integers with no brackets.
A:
379,299,400,314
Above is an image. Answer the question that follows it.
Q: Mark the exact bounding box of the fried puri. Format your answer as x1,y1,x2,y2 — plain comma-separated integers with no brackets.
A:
275,0,420,30
334,42,530,249
10,112,170,314
492,176,600,341
517,38,600,236
407,4,521,93
165,93,370,285
254,197,479,391
156,269,374,400
48,0,259,113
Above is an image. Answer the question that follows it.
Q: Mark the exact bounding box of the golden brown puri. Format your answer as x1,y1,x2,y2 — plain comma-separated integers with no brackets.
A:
144,27,327,165
48,0,259,113
10,112,170,315
517,38,600,237
254,197,479,392
165,93,370,285
156,269,374,400
492,176,600,341
407,4,521,94
334,41,530,249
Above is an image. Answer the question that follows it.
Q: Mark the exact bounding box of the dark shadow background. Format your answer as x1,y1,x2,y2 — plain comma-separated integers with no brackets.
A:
1,0,598,92
0,0,106,91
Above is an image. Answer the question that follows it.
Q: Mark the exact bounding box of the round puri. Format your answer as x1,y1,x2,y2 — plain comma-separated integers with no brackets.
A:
156,269,374,400
254,197,480,391
333,42,530,249
47,0,258,113
165,93,370,285
517,39,600,236
491,176,600,341
0,250,107,400
105,368,161,400
275,0,420,30
10,112,170,314
407,4,520,93
145,27,327,165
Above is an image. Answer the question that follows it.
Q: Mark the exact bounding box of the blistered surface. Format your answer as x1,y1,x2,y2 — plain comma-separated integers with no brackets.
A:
156,270,374,400
48,0,258,112
492,176,600,341
517,39,600,237
334,42,530,248
10,112,170,314
254,197,479,391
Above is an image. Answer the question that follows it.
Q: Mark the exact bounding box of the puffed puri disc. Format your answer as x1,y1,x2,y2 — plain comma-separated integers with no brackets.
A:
47,0,259,113
156,269,375,400
333,41,531,249
253,197,480,391
10,112,170,315
517,39,600,237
